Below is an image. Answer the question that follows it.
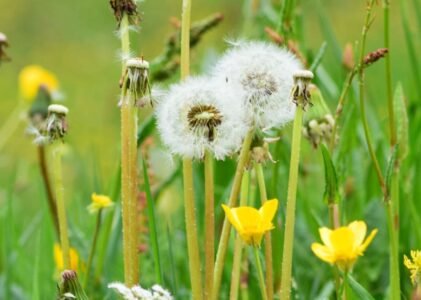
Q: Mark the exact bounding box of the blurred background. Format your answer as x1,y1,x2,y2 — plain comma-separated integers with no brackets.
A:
0,0,420,298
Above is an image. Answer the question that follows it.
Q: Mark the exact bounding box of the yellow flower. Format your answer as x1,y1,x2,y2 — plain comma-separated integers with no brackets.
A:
404,250,421,285
222,199,278,246
311,220,377,271
54,243,79,271
19,65,59,102
87,193,114,214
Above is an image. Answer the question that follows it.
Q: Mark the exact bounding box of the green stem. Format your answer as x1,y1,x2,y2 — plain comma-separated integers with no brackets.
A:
120,12,139,287
0,102,26,152
328,203,340,229
229,170,250,300
204,151,215,299
253,246,268,300
255,163,273,300
84,209,103,288
279,106,303,300
212,130,254,300
52,143,70,269
183,158,203,300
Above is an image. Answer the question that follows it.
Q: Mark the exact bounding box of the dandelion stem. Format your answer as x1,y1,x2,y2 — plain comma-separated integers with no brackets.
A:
212,130,254,300
119,13,139,286
180,0,203,298
280,106,303,300
84,209,103,289
230,170,250,300
255,163,273,300
204,150,215,299
37,145,59,237
52,142,70,269
0,102,26,152
253,246,268,300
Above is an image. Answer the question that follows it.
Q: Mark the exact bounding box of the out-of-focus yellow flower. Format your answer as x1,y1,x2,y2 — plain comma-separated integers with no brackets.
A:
222,199,278,246
311,220,377,271
54,243,79,271
19,65,59,102
404,250,421,285
87,193,114,214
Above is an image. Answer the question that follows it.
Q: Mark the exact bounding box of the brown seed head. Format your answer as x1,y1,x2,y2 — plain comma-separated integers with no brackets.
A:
343,43,355,70
109,0,138,25
364,48,389,67
187,104,222,142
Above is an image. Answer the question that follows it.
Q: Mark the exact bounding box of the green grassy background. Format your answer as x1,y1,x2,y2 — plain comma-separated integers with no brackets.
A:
0,0,420,299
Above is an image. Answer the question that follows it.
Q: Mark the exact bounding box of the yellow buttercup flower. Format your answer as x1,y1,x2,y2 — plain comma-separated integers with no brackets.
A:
54,243,79,271
87,193,114,214
311,220,377,271
19,65,59,102
404,250,421,285
222,199,278,246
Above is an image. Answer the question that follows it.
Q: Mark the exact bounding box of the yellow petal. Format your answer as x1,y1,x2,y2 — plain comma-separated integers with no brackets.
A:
348,221,367,248
232,207,261,232
358,228,378,254
319,227,333,249
222,204,244,233
259,199,278,227
54,243,64,270
311,243,335,263
329,227,355,258
19,65,59,102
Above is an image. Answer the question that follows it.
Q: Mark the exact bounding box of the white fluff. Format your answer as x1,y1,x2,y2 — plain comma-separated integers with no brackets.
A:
108,282,173,300
212,40,302,129
156,76,249,160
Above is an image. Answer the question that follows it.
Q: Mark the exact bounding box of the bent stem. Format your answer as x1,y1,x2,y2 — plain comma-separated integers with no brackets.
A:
0,102,26,152
230,170,250,300
120,13,139,286
280,106,303,300
204,151,215,299
52,143,70,269
212,130,254,300
255,163,273,299
253,246,268,300
84,209,103,288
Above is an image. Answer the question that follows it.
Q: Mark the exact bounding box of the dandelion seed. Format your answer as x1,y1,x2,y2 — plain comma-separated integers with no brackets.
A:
108,282,173,300
212,41,302,129
156,76,249,160
311,220,377,271
404,250,421,285
19,65,59,103
222,199,278,246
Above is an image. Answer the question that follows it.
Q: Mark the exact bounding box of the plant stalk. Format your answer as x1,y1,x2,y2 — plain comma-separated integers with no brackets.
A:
229,170,250,300
253,246,268,300
212,130,254,300
279,106,303,300
120,13,139,286
52,143,70,269
255,163,273,300
84,209,103,288
204,150,215,299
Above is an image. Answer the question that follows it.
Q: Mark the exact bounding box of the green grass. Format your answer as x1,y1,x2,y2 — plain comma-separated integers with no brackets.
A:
1,0,420,299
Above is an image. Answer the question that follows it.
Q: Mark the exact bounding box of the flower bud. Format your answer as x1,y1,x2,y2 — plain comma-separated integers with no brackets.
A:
58,270,88,300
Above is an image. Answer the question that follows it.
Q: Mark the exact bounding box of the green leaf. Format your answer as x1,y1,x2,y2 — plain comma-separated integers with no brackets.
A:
320,144,339,204
137,115,156,146
310,41,327,73
393,84,409,161
347,273,375,300
385,144,398,195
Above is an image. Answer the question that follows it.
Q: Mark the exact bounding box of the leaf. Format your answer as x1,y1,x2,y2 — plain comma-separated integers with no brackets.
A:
320,144,339,204
385,144,398,195
347,273,375,300
137,115,156,146
393,83,409,161
310,41,328,73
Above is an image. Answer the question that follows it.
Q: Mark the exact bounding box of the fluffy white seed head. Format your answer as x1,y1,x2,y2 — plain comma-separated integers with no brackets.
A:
156,76,249,160
212,40,302,129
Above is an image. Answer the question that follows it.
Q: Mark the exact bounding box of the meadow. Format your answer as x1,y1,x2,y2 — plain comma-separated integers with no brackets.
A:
0,0,420,299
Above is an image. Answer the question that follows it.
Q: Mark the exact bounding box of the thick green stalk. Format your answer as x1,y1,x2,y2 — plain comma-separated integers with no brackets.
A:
120,12,139,286
204,151,215,299
279,106,303,300
255,163,273,300
52,143,70,269
180,0,203,298
84,209,103,288
183,158,203,300
229,170,250,300
212,130,254,300
253,246,268,300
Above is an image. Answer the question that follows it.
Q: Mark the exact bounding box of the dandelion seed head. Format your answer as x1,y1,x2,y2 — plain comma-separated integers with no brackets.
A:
156,76,249,160
212,40,302,129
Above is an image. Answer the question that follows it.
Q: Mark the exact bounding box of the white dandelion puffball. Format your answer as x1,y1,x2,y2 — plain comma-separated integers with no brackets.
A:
212,40,302,129
156,76,249,160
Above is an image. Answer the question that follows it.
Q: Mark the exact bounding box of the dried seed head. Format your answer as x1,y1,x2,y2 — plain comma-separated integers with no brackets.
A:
291,70,314,109
109,0,138,25
302,114,336,148
43,104,69,143
59,270,88,300
123,57,151,107
242,72,278,97
48,104,69,116
187,104,223,142
0,32,10,64
364,48,388,67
